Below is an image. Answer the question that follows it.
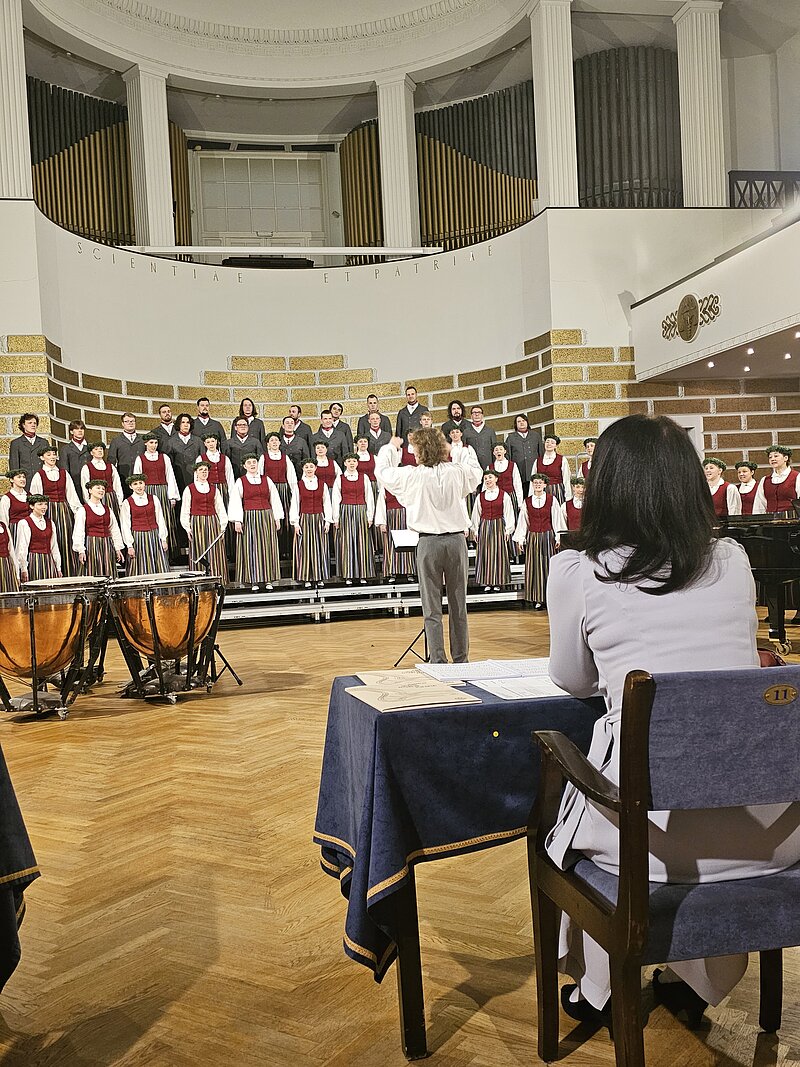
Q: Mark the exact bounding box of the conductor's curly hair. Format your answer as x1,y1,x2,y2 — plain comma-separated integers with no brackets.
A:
409,427,448,467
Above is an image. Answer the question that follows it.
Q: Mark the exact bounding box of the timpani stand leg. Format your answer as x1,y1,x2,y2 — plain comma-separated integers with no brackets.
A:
393,871,429,1060
0,675,12,713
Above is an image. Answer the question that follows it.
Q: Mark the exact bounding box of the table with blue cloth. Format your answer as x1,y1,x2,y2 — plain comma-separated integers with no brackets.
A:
314,675,603,1059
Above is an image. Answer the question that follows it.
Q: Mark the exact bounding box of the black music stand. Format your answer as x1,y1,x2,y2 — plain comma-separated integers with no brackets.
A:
393,627,429,668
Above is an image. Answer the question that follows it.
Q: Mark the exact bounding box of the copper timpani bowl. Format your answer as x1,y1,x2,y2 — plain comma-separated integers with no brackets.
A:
108,572,219,659
0,577,107,679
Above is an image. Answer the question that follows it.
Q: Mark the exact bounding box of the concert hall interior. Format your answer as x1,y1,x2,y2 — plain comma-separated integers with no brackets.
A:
0,0,800,1064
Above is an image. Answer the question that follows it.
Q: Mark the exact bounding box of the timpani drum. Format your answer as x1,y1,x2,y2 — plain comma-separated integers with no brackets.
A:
0,576,108,717
109,572,219,659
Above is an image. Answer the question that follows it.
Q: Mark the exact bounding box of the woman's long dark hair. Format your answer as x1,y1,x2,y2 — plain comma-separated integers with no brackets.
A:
239,397,258,418
576,414,715,595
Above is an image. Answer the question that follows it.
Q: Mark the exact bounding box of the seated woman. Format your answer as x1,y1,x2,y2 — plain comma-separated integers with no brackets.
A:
545,414,800,1018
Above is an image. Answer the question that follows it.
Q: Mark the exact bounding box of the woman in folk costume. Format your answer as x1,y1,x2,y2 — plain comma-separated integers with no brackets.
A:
356,435,381,558
80,441,124,519
72,479,124,577
29,443,81,577
332,453,376,584
197,433,235,507
228,453,283,589
470,468,515,591
490,440,524,560
752,445,800,636
133,433,181,561
533,434,572,506
447,426,478,467
0,470,29,543
703,457,741,518
16,496,61,583
546,414,800,1021
119,473,170,575
580,437,597,478
262,432,297,561
313,440,341,491
735,460,759,515
0,516,20,592
513,472,563,609
557,477,586,539
290,459,333,588
180,461,228,580
375,484,416,583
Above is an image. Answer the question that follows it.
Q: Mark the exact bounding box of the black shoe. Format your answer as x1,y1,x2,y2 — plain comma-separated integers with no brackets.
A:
560,983,608,1023
652,968,707,1028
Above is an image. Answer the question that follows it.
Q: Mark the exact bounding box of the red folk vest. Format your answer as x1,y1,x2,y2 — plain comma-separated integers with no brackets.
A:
385,489,402,511
580,460,591,478
738,484,757,516
534,455,563,486
263,455,288,485
763,473,797,514
357,455,376,481
0,525,9,558
25,516,53,553
340,475,366,506
188,483,217,517
316,462,337,489
491,461,516,495
710,482,729,518
88,460,114,491
241,477,271,511
401,448,417,467
299,480,324,515
130,496,158,532
141,454,167,486
84,505,111,538
5,491,28,523
565,500,583,530
202,454,226,485
39,467,67,502
479,491,505,520
525,497,553,533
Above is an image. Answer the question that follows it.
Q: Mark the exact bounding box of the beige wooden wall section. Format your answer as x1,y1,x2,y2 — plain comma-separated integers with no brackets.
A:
1,332,798,490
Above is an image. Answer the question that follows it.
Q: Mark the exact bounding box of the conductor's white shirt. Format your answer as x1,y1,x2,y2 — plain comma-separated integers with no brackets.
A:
375,443,482,534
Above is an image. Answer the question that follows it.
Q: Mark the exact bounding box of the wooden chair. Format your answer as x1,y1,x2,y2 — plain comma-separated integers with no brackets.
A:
527,666,800,1067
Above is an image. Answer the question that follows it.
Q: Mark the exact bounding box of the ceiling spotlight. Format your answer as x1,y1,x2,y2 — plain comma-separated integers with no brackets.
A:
747,347,754,355
786,353,792,360
744,365,751,372
707,361,715,368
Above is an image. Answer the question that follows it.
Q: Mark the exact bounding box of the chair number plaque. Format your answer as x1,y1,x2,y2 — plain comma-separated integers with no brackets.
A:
763,684,797,706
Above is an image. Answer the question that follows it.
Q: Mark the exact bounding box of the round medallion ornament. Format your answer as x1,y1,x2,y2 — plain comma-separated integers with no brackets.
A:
677,294,700,342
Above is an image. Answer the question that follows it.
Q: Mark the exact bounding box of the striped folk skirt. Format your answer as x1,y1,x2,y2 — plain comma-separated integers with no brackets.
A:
0,556,19,592
235,509,280,585
48,500,78,577
549,484,566,506
524,529,556,603
383,507,416,578
336,504,375,581
474,517,511,587
273,481,292,559
293,513,330,583
146,484,180,560
127,529,170,576
25,552,58,582
190,515,227,580
82,535,117,578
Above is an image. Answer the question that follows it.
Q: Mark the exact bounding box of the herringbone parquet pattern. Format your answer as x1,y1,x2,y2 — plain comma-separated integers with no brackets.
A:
0,610,797,1066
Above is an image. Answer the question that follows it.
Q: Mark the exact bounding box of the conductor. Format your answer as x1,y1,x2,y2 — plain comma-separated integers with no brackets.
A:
376,429,482,663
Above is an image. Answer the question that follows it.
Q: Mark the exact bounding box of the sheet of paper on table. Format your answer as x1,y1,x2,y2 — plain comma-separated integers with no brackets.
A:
346,683,481,712
390,529,420,548
356,670,465,687
472,677,569,700
416,658,551,682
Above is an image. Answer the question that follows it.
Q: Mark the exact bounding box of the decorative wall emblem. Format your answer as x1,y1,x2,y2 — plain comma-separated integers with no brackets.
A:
661,292,721,342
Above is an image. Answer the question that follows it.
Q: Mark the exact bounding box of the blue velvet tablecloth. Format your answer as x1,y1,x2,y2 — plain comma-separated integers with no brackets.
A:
314,675,604,981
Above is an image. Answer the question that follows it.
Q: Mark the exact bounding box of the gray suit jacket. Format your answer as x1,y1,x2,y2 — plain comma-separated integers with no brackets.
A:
9,434,49,482
311,428,348,467
395,404,429,441
505,429,544,485
357,413,392,439
60,441,91,493
462,423,497,470
107,433,146,490
364,429,391,455
193,417,227,453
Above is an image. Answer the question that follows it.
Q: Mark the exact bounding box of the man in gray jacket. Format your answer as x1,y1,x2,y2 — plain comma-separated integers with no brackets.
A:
504,413,543,485
9,414,49,482
108,413,145,496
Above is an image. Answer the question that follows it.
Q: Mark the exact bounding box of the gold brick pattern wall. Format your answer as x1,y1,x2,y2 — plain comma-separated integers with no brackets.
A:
1,333,798,489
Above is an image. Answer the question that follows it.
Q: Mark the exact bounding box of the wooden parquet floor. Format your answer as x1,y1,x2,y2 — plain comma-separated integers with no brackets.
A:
0,608,798,1067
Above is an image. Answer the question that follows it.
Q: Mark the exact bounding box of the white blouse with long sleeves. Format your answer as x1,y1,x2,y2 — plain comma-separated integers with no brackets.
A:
133,452,180,501
198,452,235,497
0,489,26,528
512,493,563,545
119,492,168,547
16,516,61,574
752,467,800,514
72,502,124,553
29,466,81,512
331,472,375,525
79,461,124,504
288,477,333,526
708,477,742,515
179,482,228,534
374,443,481,534
469,487,515,538
537,451,572,500
227,475,284,524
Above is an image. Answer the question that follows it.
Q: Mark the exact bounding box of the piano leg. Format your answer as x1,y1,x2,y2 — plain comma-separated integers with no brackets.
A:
772,584,792,655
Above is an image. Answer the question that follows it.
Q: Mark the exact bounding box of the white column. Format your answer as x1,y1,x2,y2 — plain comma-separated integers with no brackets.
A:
376,75,421,248
0,0,33,198
674,0,727,206
529,0,579,208
122,65,175,245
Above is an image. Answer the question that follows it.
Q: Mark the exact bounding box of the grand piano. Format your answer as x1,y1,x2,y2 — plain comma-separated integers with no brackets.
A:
718,511,800,653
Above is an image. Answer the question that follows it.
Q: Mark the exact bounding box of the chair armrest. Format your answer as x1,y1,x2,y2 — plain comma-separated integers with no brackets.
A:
534,730,621,813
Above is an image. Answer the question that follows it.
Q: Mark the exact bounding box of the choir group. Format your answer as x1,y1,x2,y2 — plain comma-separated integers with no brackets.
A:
1,398,795,609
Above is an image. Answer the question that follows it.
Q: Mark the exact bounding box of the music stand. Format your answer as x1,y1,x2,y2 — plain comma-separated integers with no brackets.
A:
393,627,429,668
